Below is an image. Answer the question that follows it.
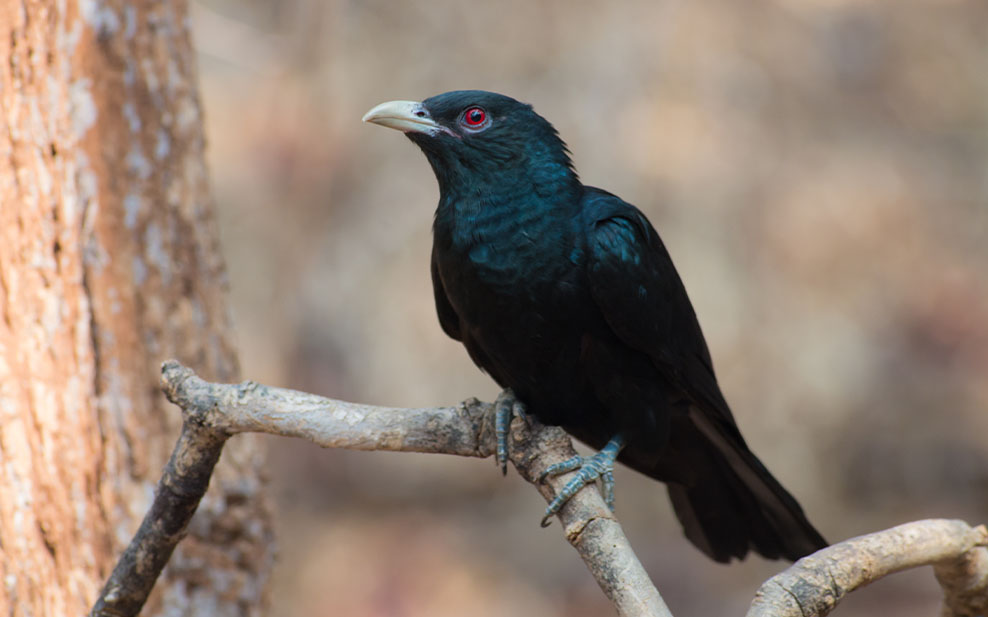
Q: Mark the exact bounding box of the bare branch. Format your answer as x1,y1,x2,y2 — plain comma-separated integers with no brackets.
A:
503,413,673,617
93,361,988,617
159,360,494,456
935,538,988,617
91,361,672,617
90,417,229,616
747,519,988,617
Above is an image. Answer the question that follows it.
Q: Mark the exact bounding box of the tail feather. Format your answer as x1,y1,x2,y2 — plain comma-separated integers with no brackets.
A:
639,407,827,562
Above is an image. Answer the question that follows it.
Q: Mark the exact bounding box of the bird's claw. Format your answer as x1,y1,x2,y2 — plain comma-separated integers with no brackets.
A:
494,390,527,475
538,454,617,526
538,434,625,527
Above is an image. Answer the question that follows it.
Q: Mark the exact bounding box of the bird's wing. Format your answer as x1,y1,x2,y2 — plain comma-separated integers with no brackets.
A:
431,247,462,341
583,189,737,429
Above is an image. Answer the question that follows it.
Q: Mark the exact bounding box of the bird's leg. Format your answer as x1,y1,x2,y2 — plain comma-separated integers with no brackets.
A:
539,434,626,527
493,389,527,475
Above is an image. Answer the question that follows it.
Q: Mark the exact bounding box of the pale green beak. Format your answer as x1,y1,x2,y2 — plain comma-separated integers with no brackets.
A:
362,100,441,135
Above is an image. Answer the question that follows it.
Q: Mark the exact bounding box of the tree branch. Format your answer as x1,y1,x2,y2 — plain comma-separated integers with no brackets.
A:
92,360,988,617
747,519,988,617
91,360,672,617
90,411,229,616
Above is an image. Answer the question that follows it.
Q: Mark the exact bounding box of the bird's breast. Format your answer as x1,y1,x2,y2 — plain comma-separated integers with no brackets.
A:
439,196,576,288
438,226,590,385
439,216,577,310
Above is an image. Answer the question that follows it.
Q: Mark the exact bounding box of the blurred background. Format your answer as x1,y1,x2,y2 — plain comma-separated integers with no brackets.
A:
191,0,988,615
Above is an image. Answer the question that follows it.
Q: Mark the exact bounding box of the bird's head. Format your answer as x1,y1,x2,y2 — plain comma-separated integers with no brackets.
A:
363,90,578,201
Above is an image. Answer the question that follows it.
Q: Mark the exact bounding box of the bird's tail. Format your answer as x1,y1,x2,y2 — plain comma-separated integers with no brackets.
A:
645,407,828,563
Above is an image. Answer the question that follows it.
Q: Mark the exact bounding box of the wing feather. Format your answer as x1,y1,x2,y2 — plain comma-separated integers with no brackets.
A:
583,191,737,430
431,248,462,341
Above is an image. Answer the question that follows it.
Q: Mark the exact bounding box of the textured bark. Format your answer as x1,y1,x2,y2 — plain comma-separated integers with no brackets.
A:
0,1,273,616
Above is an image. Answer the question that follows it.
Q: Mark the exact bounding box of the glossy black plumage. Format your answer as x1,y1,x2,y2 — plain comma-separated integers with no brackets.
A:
370,90,827,562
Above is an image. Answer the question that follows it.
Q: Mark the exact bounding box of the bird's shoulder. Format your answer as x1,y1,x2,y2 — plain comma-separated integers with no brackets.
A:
580,186,647,226
578,186,664,272
579,186,735,422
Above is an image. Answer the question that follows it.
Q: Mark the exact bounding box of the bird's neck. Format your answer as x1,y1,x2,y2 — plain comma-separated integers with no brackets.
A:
434,176,580,244
432,183,584,298
430,144,581,217
426,142,583,278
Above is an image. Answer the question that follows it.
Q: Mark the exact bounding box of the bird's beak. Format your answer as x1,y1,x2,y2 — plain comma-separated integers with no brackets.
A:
362,100,441,135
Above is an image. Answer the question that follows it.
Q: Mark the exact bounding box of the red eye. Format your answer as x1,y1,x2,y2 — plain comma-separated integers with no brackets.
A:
462,106,488,128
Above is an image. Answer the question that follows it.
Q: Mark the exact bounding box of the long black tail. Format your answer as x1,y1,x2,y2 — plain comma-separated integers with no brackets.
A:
641,407,828,563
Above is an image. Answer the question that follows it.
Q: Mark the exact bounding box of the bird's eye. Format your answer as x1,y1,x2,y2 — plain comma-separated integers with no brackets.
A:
460,106,490,130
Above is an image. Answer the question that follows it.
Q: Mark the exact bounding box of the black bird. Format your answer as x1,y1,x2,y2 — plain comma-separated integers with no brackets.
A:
363,91,827,562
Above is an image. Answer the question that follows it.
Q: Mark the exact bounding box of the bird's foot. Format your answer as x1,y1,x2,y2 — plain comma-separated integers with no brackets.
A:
538,434,626,527
494,389,528,475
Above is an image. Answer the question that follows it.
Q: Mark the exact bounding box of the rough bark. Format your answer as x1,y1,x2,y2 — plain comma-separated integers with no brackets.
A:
0,1,273,616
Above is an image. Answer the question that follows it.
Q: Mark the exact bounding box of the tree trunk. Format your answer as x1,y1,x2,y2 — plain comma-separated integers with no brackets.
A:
0,1,274,615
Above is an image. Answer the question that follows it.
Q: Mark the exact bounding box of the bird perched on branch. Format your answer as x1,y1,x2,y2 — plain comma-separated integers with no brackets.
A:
363,90,827,562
